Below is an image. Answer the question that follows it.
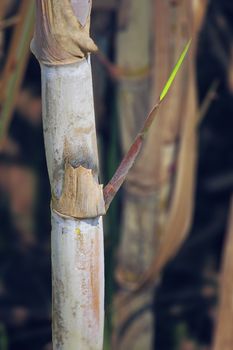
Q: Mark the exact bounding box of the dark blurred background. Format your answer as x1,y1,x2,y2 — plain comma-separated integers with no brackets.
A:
0,1,233,349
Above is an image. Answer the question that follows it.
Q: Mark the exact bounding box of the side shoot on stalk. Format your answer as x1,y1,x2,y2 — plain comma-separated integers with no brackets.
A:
103,40,192,211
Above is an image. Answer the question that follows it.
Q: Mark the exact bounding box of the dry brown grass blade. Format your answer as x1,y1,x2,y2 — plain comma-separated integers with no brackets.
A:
197,80,219,125
0,0,34,148
0,0,16,60
0,15,20,30
0,0,14,19
212,198,233,350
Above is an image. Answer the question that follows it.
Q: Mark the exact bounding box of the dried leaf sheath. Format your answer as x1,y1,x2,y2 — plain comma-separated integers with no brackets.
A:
31,0,97,66
53,164,105,219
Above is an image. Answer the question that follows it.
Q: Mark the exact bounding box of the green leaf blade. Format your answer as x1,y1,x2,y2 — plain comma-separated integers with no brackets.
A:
159,39,192,102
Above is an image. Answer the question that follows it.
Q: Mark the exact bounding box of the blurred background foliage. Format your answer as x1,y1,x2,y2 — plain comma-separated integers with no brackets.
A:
0,1,233,349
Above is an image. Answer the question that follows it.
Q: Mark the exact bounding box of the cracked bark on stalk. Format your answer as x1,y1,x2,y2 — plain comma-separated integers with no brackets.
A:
32,1,104,349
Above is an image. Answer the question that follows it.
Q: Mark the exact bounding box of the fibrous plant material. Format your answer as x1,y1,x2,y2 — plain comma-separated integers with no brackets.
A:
0,0,35,147
31,0,97,65
213,198,233,350
32,1,104,349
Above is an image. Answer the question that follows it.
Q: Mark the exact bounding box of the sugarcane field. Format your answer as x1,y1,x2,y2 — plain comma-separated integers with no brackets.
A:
0,0,233,349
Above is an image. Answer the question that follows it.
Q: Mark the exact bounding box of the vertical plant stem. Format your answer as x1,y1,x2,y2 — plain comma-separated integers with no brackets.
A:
126,0,208,294
112,0,155,349
112,0,208,348
33,1,104,349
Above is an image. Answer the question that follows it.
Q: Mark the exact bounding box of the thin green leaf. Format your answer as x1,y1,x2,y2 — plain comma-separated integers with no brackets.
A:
159,39,191,101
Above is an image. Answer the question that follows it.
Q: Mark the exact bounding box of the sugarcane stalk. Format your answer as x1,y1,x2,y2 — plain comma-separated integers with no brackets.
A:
132,0,209,292
111,0,207,348
115,0,209,296
32,1,105,349
111,1,155,347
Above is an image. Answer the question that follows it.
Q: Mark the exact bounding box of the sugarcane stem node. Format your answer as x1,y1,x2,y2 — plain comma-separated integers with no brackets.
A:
31,0,98,66
52,163,106,219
